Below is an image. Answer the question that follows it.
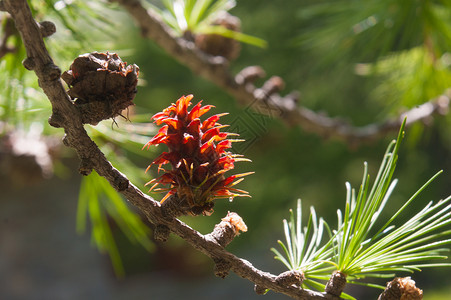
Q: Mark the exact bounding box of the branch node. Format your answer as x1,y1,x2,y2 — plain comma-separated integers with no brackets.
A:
284,91,300,105
22,57,35,70
154,224,170,242
213,258,231,279
325,271,347,297
48,111,64,128
255,76,285,100
254,284,269,295
235,66,266,85
378,277,423,300
39,20,56,37
79,158,93,176
208,212,247,247
43,63,61,81
275,270,305,287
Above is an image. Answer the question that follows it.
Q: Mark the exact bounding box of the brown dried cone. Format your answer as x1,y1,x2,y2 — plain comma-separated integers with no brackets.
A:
209,212,247,247
325,271,347,297
194,12,241,60
61,52,139,125
275,270,305,287
378,277,423,300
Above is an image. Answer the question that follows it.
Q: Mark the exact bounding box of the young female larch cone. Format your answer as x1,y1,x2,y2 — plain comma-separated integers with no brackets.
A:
143,95,253,216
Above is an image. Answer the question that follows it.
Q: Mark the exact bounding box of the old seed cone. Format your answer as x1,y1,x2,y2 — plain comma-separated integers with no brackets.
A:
194,12,241,61
62,52,139,125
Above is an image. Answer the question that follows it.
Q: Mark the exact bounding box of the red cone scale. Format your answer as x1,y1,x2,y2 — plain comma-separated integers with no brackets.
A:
144,95,252,215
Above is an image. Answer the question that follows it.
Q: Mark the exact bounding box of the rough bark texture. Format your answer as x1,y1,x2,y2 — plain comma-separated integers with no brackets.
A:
325,271,347,297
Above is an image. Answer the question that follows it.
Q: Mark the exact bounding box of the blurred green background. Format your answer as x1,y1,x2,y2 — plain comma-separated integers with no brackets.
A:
1,0,450,299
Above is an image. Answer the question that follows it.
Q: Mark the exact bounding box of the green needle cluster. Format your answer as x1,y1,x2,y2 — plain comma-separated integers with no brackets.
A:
272,120,451,298
77,171,154,277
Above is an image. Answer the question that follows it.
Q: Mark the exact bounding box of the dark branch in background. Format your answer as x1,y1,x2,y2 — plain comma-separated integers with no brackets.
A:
113,0,450,147
3,0,341,299
0,13,18,59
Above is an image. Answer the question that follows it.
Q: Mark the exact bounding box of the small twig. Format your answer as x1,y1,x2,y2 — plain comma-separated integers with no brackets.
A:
113,0,450,146
4,0,340,298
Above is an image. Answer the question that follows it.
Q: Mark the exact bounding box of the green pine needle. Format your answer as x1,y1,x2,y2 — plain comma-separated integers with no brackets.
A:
332,119,451,284
77,171,155,277
150,0,266,47
271,199,336,288
272,119,451,295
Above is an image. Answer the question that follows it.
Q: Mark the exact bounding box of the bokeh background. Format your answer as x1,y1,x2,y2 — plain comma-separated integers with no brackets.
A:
1,0,451,299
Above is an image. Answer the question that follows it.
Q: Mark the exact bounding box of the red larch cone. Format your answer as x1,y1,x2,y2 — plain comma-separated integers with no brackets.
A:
144,95,253,216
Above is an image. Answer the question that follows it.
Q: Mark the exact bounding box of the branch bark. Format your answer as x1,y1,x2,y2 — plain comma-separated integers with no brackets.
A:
4,0,340,299
113,0,450,147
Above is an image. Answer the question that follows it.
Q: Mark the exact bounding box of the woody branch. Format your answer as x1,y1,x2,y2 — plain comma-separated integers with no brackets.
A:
113,0,450,147
2,0,341,299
